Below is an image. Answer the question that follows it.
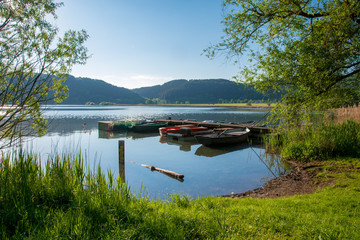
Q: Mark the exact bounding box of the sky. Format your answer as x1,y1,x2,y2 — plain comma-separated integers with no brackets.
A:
55,0,241,89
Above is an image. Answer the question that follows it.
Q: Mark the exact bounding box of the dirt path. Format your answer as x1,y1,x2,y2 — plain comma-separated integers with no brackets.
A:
223,161,333,199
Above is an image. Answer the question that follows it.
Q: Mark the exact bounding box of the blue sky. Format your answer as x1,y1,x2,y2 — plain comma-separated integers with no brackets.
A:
56,0,240,89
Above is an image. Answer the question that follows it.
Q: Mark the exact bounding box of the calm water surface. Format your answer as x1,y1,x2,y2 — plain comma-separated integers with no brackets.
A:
23,106,286,199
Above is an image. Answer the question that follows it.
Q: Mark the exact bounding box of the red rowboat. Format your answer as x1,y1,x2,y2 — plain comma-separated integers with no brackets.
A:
159,126,208,136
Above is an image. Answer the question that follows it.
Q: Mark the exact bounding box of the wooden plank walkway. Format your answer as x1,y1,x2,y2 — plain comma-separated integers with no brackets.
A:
155,119,272,135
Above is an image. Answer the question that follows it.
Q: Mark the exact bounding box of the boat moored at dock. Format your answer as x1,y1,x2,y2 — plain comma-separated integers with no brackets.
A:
159,126,209,136
195,128,251,147
98,120,167,132
98,120,142,131
129,122,168,132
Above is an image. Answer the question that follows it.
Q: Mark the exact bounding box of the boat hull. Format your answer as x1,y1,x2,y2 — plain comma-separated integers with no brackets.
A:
130,122,168,132
159,126,208,136
195,128,250,146
98,121,141,131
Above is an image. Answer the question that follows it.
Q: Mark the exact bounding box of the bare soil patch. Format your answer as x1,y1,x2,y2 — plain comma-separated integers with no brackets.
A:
223,161,334,199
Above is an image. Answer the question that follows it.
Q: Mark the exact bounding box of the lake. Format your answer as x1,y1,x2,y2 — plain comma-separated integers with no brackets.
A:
21,105,286,199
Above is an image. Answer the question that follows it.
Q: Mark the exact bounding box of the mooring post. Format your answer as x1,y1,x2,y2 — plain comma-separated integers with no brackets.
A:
118,140,125,182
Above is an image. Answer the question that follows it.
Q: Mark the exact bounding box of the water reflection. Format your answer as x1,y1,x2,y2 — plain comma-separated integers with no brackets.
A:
99,130,127,139
99,130,159,140
195,144,249,157
251,148,289,180
159,136,199,152
126,132,159,140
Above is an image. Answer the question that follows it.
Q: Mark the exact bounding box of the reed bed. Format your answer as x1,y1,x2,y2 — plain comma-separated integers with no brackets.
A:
265,104,360,161
335,104,360,123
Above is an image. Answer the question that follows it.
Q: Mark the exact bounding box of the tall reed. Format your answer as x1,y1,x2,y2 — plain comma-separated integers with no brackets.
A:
335,104,360,123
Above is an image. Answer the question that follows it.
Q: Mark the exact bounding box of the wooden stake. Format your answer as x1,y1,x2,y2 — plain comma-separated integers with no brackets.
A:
118,140,125,182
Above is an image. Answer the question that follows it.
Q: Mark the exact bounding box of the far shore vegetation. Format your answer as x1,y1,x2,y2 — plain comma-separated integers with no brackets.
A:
153,103,274,108
83,101,275,108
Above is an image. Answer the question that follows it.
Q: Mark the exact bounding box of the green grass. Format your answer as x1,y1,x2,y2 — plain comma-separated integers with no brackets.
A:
1,152,360,239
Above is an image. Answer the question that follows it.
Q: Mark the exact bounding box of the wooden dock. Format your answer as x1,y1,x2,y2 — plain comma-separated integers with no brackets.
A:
155,119,272,135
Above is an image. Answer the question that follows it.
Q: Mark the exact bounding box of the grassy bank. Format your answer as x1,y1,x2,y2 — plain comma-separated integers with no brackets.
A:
1,152,360,239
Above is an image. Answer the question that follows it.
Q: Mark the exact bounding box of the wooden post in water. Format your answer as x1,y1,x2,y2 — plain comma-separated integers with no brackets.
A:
118,140,125,182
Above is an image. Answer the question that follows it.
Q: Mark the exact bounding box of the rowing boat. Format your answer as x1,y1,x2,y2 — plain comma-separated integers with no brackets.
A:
195,128,250,146
159,126,208,136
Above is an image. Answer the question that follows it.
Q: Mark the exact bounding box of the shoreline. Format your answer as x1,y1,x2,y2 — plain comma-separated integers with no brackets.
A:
223,160,333,199
41,103,274,109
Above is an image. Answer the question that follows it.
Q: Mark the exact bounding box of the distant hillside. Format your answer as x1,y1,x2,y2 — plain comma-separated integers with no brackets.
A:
60,75,145,104
133,79,276,104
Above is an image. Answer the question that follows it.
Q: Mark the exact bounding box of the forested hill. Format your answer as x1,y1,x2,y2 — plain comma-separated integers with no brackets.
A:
58,77,277,105
60,75,145,104
132,79,275,104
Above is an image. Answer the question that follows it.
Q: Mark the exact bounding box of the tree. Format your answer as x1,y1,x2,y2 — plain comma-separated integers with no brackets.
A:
145,99,154,104
0,0,88,148
207,0,360,126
